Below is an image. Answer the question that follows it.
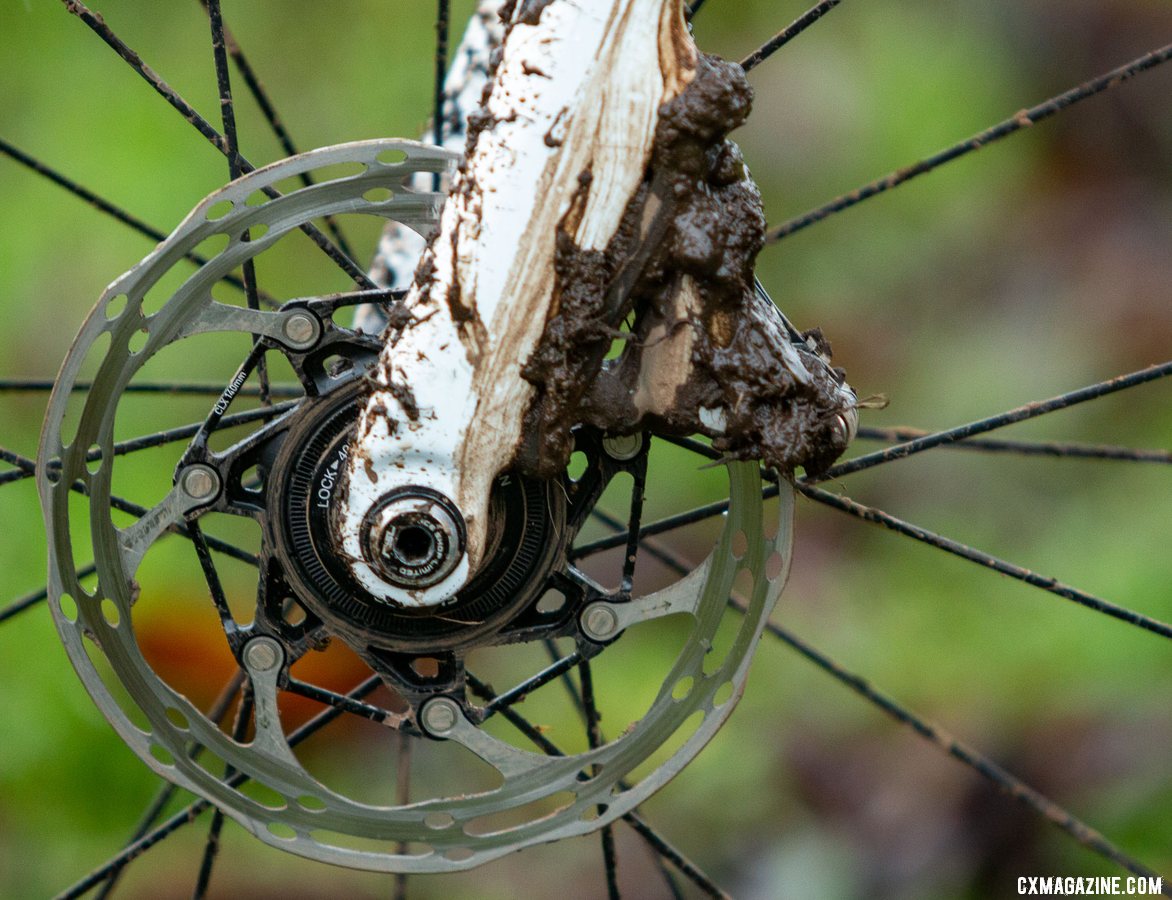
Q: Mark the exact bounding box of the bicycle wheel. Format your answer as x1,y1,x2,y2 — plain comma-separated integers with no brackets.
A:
2,2,1171,898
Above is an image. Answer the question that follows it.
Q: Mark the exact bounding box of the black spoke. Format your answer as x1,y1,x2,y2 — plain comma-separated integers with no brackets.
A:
0,565,95,624
600,498,1168,891
0,380,300,396
394,731,412,900
580,659,620,899
765,43,1172,243
0,138,265,301
465,676,728,899
4,402,296,489
433,0,451,193
192,690,254,900
2,443,258,566
57,675,382,899
208,0,271,408
816,361,1172,482
95,671,247,898
63,0,378,290
573,485,781,560
480,651,584,719
283,679,396,725
755,613,1170,891
740,0,842,73
195,0,358,261
857,426,1172,464
620,459,648,599
798,483,1172,641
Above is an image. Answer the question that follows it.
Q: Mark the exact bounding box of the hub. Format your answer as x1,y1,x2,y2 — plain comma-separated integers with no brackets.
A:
361,488,465,589
265,383,568,653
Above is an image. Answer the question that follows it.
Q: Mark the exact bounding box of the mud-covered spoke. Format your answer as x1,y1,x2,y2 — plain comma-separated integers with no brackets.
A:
740,0,843,73
798,483,1172,641
764,43,1172,243
815,361,1172,482
759,616,1171,892
856,426,1172,464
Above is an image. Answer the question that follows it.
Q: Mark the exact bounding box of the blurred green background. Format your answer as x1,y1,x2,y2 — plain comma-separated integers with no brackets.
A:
1,1,1171,897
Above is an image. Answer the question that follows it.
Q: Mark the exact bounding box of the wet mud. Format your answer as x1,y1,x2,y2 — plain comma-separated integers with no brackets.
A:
518,52,855,478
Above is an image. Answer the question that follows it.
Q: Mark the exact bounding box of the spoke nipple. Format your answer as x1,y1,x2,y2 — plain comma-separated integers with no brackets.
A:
602,433,643,462
243,636,283,673
281,311,320,349
420,696,461,738
581,603,620,642
179,464,220,502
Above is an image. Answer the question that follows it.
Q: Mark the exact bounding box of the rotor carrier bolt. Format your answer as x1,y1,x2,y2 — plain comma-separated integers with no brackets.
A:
179,464,220,502
242,636,282,673
602,432,643,462
420,696,461,738
581,603,620,642
281,311,319,349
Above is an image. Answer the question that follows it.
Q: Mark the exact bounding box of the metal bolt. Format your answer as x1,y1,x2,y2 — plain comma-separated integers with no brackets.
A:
180,465,220,502
581,603,620,642
281,311,319,349
243,637,282,673
602,433,643,462
369,493,464,590
420,696,461,737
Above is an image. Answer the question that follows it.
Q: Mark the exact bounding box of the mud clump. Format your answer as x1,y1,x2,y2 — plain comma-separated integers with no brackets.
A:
517,53,855,479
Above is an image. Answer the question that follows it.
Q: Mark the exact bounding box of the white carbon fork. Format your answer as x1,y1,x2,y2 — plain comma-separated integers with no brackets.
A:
336,0,698,608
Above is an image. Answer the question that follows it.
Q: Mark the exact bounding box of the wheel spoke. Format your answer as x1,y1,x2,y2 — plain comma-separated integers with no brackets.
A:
480,651,584,719
815,361,1172,482
282,679,398,725
0,138,266,302
4,402,296,489
195,0,359,261
393,731,412,900
573,485,781,560
63,0,378,289
764,43,1172,243
0,380,300,396
856,426,1172,464
800,483,1172,640
580,659,621,900
433,0,451,194
207,0,271,407
4,444,259,566
740,0,843,73
192,690,254,900
95,671,246,898
757,615,1171,890
0,565,95,624
56,676,382,899
601,501,1169,890
465,675,730,899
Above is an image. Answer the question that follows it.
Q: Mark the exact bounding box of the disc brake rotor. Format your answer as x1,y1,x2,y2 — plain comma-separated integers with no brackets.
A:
38,139,795,872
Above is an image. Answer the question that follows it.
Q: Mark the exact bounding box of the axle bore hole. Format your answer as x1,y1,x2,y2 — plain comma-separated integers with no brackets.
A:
393,525,434,565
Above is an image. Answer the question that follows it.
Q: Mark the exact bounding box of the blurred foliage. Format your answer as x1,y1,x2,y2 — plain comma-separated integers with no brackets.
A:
1,1,1171,898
